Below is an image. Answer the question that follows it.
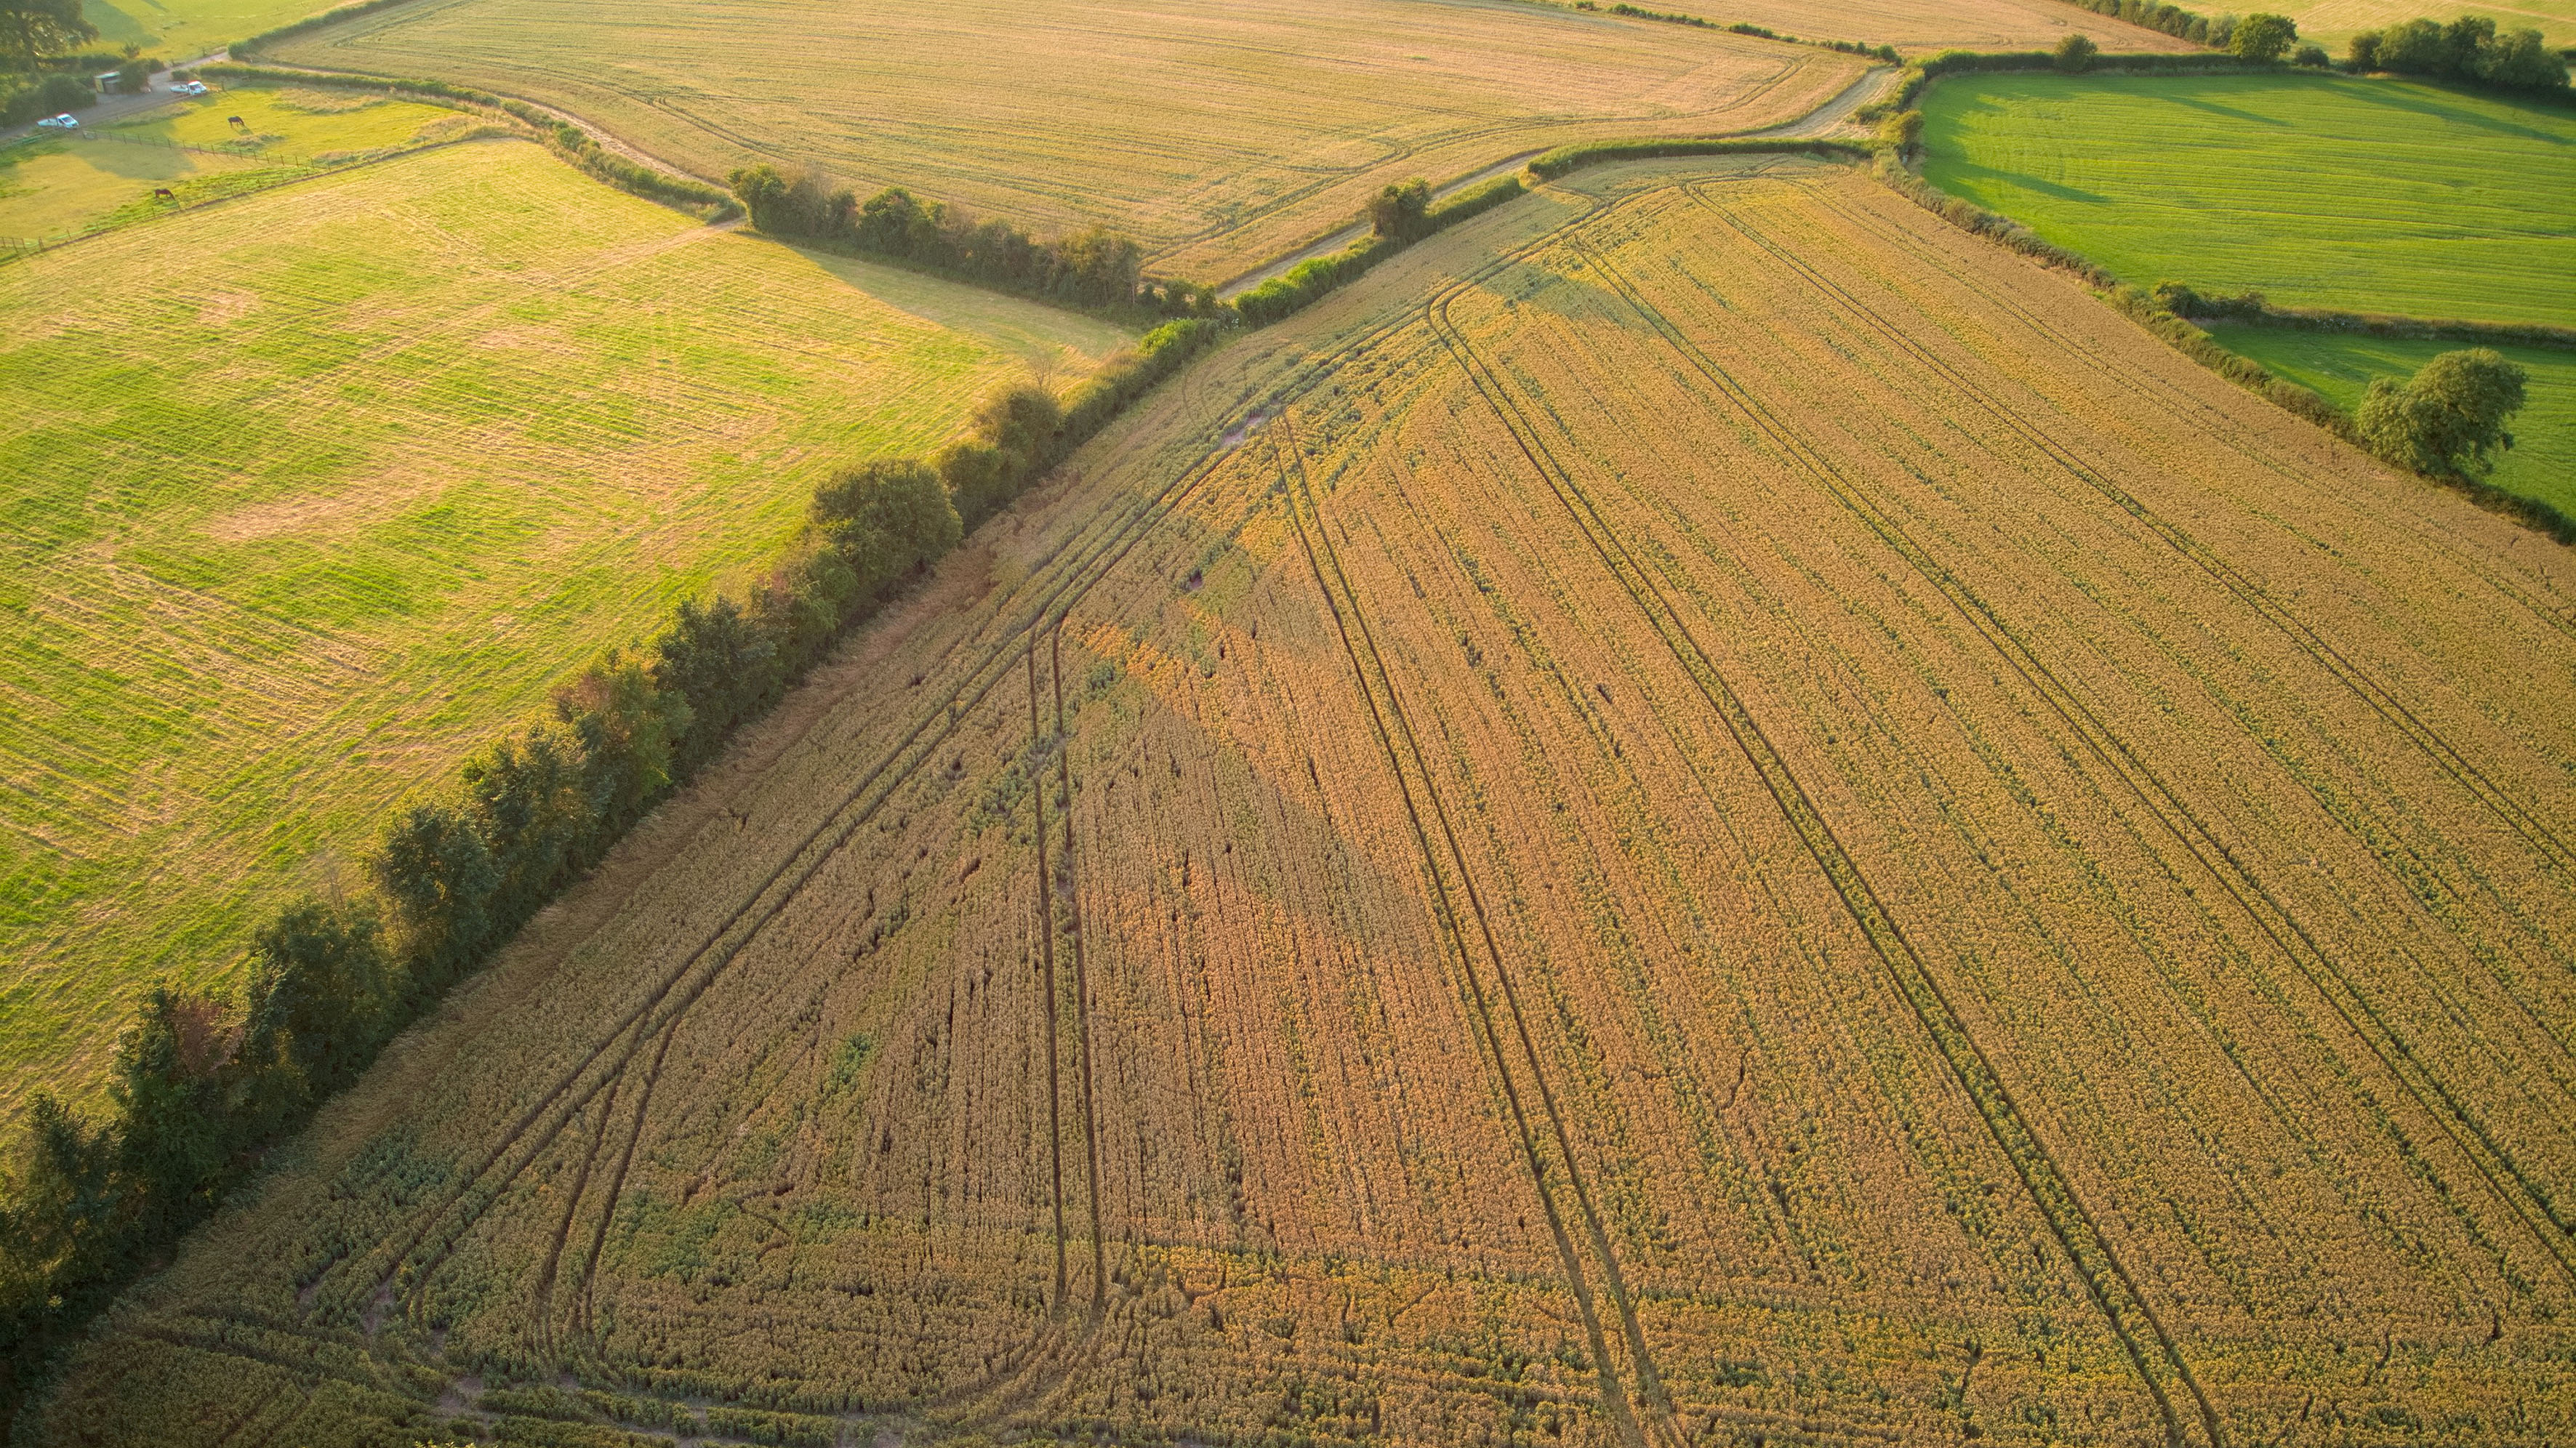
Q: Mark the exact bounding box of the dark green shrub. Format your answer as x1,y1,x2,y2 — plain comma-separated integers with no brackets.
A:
1368,177,1432,240
2229,13,2297,61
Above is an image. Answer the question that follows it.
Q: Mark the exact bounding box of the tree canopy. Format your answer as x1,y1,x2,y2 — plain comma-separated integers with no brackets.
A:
2355,347,2529,479
0,0,96,71
2228,12,2297,61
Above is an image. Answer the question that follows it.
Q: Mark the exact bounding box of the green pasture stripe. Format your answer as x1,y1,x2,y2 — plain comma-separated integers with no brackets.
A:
1922,71,2576,328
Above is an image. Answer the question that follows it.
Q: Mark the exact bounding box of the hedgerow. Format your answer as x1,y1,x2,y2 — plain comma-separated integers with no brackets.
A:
726,164,1203,317
1525,136,1870,180
1232,173,1528,323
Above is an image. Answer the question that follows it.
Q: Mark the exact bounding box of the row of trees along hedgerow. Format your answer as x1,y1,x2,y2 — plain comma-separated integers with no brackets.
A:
2052,0,2568,91
728,164,1218,318
2348,15,2570,92
0,315,1221,1427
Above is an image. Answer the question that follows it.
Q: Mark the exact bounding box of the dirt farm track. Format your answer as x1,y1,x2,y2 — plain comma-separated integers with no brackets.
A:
36,157,2576,1447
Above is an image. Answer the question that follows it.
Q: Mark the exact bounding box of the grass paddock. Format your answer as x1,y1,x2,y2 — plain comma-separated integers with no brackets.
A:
1922,71,2576,328
2207,324,2576,518
0,137,1128,1112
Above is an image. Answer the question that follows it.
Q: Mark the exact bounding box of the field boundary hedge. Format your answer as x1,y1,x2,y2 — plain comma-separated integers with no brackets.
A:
1873,158,2576,542
1229,173,1530,323
201,62,740,219
2150,284,2576,350
0,313,1223,1428
1525,135,1872,179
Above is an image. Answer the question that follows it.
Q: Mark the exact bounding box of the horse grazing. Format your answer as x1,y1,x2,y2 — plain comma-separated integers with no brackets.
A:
153,188,174,199
226,115,245,129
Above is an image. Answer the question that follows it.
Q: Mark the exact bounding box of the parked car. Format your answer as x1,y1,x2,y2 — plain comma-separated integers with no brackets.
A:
35,113,79,130
172,81,209,97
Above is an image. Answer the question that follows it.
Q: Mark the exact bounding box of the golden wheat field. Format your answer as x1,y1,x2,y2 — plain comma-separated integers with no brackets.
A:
36,156,2576,1447
1651,0,2198,53
267,0,1866,283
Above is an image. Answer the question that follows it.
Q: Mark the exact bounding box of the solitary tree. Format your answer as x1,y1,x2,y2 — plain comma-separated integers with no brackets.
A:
2230,12,2298,61
1368,178,1433,241
2054,32,2098,73
0,0,95,73
2356,348,2528,478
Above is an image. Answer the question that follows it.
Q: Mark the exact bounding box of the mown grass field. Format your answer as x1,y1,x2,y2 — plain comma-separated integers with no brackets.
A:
268,0,1864,283
39,157,2576,1447
77,0,334,55
1654,0,2196,53
1,86,472,243
0,137,1130,1117
2208,323,2576,517
1922,72,2576,326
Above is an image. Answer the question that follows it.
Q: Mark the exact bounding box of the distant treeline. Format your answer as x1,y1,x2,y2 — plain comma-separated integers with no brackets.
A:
2047,0,2568,92
2348,16,2569,92
729,165,1209,316
0,314,1220,1425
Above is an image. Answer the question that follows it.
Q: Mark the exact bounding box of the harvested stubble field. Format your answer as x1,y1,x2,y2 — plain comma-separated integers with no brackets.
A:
1648,0,2197,54
266,0,1865,283
1919,72,2576,328
0,136,1129,1115
39,157,2576,1447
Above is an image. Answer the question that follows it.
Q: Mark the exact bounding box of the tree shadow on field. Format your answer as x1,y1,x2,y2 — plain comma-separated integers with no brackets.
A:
1934,158,2108,206
2325,77,2573,146
2156,93,2291,127
1482,257,1656,334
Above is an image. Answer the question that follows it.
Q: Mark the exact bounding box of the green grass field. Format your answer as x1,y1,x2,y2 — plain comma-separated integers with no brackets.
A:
0,137,1130,1115
79,0,336,56
268,0,1863,283
1922,72,2576,327
2207,324,2576,516
1,86,472,244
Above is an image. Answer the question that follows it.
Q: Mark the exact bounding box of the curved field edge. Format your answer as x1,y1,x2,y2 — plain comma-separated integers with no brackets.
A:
35,157,2576,1447
0,135,1130,1115
257,0,1869,281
